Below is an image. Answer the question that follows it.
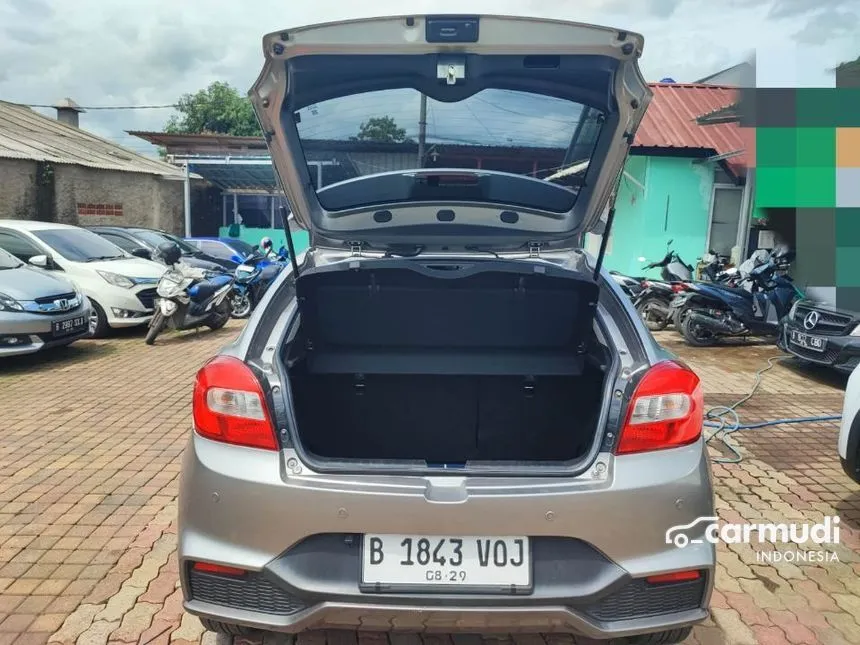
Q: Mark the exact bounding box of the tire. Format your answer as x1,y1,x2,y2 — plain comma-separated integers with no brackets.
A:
88,300,110,338
208,306,230,331
680,311,717,347
230,291,253,319
636,297,670,332
672,303,693,329
198,618,271,639
144,312,166,345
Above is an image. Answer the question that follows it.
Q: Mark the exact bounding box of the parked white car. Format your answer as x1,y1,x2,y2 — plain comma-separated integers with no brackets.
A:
840,364,860,483
0,220,167,337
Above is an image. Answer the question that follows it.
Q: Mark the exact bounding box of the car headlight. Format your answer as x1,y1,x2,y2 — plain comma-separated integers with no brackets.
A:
851,324,860,337
0,292,24,312
97,271,135,289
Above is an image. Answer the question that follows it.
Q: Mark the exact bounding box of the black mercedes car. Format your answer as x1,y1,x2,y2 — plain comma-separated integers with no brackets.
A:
777,299,860,373
87,226,237,273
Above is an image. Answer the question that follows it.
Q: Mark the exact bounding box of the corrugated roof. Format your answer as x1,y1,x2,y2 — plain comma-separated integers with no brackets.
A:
0,101,189,178
635,83,745,174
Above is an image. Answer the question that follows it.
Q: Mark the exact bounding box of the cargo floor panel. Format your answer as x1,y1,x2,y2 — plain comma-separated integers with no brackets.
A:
290,369,602,463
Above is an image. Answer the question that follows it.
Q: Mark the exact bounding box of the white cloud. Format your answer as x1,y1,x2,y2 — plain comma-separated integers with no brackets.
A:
1,0,857,156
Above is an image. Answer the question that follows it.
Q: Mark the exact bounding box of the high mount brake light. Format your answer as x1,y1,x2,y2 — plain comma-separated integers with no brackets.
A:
192,356,278,450
615,361,703,455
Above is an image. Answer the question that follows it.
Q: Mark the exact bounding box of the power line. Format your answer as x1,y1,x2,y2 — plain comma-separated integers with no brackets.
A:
14,102,178,110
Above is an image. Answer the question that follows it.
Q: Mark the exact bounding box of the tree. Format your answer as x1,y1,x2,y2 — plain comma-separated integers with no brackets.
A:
164,82,260,136
353,116,408,143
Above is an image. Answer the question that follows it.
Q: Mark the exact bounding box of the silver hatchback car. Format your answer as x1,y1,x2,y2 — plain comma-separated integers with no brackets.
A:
179,14,715,644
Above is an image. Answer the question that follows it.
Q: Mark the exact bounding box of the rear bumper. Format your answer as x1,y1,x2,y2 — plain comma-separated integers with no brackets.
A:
777,320,860,373
178,434,716,636
185,597,708,637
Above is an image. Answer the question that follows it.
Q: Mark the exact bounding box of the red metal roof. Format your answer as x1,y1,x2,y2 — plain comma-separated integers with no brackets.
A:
634,83,745,175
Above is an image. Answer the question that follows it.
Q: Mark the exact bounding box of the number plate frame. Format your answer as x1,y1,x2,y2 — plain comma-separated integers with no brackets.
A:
789,329,826,352
359,534,533,594
51,315,87,337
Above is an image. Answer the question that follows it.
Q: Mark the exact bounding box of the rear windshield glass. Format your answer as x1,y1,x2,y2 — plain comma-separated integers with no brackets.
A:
294,88,604,212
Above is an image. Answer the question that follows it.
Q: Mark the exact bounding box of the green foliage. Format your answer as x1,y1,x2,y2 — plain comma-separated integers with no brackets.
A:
164,82,260,136
353,116,408,143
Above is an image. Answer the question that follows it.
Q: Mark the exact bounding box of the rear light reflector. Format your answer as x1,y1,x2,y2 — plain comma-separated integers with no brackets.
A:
192,356,278,451
192,561,247,576
671,283,687,292
646,570,701,585
615,360,703,455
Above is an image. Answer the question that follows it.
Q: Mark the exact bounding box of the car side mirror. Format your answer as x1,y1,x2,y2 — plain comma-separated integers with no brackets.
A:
130,248,152,260
29,254,50,268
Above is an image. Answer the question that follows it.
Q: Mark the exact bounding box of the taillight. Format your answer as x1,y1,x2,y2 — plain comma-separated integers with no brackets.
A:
671,283,687,293
615,361,703,455
192,356,278,450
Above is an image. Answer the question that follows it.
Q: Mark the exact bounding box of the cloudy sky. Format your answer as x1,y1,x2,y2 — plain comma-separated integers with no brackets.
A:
1,0,857,157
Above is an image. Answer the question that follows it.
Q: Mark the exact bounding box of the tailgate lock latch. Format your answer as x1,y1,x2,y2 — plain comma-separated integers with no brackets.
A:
437,56,466,85
528,242,542,258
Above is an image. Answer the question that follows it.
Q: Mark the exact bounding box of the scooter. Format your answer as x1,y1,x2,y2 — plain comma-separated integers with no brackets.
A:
609,271,646,299
676,246,802,346
668,253,742,328
632,240,695,330
634,280,691,331
229,249,288,319
145,242,234,345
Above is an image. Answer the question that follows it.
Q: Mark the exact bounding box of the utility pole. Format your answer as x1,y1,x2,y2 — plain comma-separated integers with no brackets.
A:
417,94,427,167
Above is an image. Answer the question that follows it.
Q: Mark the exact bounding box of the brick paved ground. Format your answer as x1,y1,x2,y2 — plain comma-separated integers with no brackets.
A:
1,324,859,645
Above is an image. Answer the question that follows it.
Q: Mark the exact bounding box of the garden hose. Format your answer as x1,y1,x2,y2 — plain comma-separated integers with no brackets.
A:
702,355,842,464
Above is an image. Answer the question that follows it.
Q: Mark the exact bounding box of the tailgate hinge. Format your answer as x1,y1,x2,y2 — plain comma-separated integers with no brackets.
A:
528,242,542,258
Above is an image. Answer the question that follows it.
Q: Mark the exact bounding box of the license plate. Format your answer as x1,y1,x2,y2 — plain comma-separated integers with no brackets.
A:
52,315,87,337
361,535,530,592
790,329,826,352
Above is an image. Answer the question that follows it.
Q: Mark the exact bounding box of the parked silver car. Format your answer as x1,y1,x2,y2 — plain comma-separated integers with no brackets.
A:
0,246,91,356
178,14,715,644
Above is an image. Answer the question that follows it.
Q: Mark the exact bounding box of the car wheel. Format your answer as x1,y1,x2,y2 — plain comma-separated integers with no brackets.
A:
88,300,110,339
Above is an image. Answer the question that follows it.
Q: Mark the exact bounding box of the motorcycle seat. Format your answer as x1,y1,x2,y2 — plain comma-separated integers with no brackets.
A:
188,275,231,301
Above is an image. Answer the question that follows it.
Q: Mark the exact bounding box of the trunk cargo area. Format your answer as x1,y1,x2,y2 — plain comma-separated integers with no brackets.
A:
285,260,608,466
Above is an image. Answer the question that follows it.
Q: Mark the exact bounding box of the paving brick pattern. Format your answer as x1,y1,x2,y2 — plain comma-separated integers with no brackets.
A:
1,325,859,645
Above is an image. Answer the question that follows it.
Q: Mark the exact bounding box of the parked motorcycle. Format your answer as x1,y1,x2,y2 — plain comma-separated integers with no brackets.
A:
675,246,801,346
610,271,646,299
669,253,742,328
229,249,288,319
632,240,694,330
145,242,234,345
699,251,732,282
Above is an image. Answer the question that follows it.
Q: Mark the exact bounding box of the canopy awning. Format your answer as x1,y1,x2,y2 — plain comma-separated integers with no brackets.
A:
170,155,278,192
